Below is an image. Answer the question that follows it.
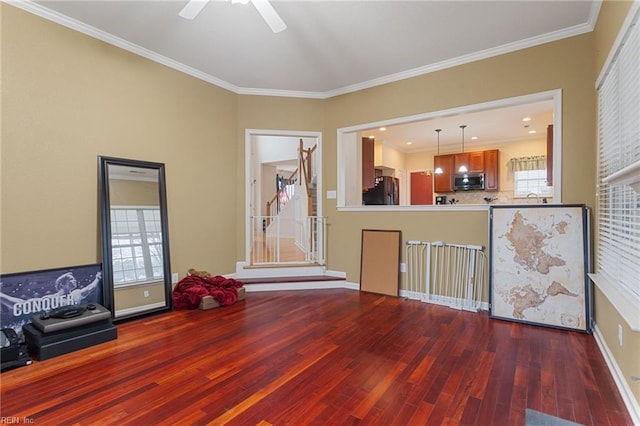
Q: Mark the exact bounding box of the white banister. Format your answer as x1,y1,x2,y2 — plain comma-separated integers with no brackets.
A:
250,215,326,266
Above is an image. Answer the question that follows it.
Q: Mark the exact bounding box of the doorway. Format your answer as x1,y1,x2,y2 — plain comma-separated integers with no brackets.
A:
245,129,323,266
410,171,433,205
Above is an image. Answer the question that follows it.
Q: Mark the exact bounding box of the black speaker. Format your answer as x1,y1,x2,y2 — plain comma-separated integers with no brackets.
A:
1,328,21,362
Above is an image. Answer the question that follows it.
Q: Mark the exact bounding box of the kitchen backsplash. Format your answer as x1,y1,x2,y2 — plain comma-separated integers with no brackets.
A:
436,190,554,205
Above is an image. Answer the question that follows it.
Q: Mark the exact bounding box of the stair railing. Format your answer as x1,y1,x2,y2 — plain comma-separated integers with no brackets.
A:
299,139,317,215
250,215,326,265
252,141,322,266
265,168,299,227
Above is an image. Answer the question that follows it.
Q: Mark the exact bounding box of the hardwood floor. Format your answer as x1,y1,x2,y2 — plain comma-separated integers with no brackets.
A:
251,235,307,263
0,289,632,425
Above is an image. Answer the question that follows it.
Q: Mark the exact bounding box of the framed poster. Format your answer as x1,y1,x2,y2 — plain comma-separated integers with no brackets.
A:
360,229,401,296
0,264,102,335
489,205,592,332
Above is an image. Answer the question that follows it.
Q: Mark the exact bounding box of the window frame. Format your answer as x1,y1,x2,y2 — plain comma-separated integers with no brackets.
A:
591,2,640,331
336,90,562,210
513,169,552,198
110,205,164,288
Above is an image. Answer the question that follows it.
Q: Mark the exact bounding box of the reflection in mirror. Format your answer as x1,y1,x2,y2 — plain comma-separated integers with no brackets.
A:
98,156,172,321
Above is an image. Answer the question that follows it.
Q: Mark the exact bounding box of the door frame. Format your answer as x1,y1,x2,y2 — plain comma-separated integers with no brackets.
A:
244,129,323,264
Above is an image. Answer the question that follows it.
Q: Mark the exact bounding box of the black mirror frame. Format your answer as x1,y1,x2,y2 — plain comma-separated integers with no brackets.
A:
98,156,172,321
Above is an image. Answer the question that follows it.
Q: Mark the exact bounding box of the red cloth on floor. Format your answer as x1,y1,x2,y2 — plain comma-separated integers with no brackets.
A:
172,275,244,310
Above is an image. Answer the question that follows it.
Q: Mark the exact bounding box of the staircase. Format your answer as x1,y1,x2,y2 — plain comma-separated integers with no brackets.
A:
250,139,325,266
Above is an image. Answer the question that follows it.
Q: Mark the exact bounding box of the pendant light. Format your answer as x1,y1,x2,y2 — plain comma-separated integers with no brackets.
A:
458,124,468,173
434,128,443,174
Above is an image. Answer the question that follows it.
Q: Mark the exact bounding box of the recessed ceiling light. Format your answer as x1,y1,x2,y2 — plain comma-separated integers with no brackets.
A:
522,117,532,122
471,136,478,140
379,127,387,131
368,136,375,139
528,130,537,134
406,141,413,145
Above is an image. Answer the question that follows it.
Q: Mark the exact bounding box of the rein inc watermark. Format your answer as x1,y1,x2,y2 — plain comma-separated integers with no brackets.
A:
1,418,35,424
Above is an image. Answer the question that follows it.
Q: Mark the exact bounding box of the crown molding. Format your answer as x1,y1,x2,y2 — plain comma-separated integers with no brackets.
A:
6,0,599,100
4,0,240,94
236,87,326,99
588,0,604,29
323,19,597,99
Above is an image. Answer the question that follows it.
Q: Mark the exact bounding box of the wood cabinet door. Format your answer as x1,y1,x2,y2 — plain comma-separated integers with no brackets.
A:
469,151,485,172
434,154,454,192
454,153,469,172
484,149,499,191
362,137,375,190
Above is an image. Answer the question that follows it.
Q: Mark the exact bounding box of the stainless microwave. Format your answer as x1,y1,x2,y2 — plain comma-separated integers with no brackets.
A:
453,172,485,191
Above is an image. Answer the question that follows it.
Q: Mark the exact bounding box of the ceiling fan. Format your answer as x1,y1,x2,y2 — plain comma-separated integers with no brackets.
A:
179,0,287,34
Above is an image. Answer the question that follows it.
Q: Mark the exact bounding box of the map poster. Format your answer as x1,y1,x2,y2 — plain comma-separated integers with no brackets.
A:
489,205,592,332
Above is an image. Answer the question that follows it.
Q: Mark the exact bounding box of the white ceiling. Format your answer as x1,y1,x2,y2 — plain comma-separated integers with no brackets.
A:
20,0,599,99
14,0,595,150
361,97,555,153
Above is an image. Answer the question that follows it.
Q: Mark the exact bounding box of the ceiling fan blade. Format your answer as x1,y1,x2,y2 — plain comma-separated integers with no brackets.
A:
251,0,287,33
179,0,210,20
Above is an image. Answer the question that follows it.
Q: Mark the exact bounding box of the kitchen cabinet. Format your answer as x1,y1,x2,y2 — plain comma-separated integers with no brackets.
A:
434,154,454,192
436,150,498,192
454,151,483,172
454,153,469,172
362,137,375,190
469,151,485,172
484,149,499,191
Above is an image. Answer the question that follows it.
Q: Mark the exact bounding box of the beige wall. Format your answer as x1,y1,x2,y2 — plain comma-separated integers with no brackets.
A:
1,4,238,279
374,141,406,172
0,3,596,280
322,33,596,282
594,0,634,72
235,95,325,260
114,282,165,312
1,0,638,409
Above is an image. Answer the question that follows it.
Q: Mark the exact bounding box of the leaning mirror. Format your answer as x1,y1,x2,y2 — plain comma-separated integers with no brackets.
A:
98,156,172,321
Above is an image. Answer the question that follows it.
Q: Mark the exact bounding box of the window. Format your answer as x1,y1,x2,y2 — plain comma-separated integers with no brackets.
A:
110,207,164,286
514,169,551,197
595,4,640,321
509,155,551,197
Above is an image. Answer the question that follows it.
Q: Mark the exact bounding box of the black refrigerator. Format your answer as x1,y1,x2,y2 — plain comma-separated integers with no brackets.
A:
363,176,399,205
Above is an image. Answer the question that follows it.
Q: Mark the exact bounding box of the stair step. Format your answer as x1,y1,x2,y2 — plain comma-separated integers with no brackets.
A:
237,275,345,285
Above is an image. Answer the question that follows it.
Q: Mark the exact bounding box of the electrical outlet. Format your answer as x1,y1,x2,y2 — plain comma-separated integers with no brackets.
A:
618,324,623,347
400,262,407,273
172,273,179,283
143,290,149,298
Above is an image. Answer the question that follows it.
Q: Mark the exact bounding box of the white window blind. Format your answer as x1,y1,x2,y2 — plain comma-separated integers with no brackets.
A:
596,9,640,306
